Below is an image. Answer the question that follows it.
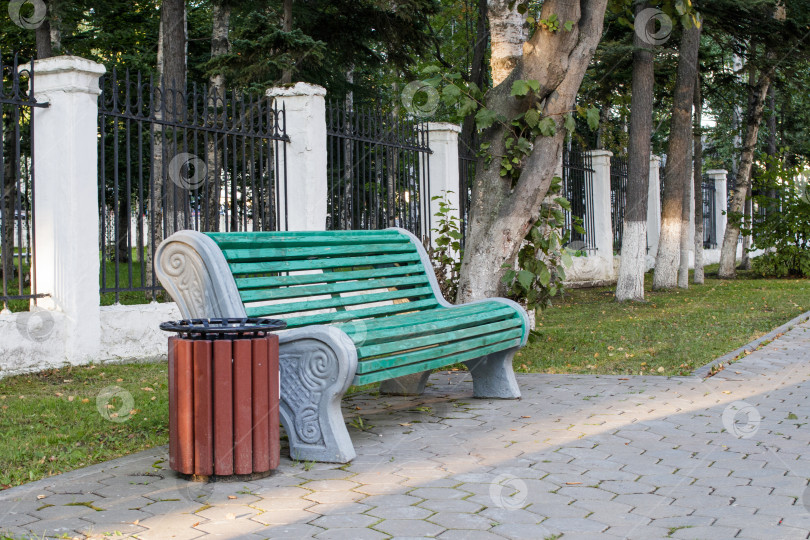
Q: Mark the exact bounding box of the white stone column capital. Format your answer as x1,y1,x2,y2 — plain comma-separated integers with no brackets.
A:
706,169,728,178
650,154,663,166
427,122,461,138
587,149,614,160
266,82,326,98
30,56,106,96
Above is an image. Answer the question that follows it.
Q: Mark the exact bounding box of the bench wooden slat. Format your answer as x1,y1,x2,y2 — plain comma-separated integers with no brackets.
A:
233,265,425,289
354,337,522,385
229,253,421,274
244,286,434,317
221,242,416,262
356,318,521,358
340,304,516,343
239,275,430,302
263,299,440,326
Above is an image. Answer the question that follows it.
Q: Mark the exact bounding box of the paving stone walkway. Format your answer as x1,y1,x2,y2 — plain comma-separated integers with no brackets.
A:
2,321,810,540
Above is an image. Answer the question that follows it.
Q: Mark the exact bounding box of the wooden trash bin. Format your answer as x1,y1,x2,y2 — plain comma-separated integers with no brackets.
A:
161,318,286,479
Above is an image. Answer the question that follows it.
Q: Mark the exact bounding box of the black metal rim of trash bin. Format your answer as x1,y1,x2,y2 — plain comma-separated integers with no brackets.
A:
159,318,287,340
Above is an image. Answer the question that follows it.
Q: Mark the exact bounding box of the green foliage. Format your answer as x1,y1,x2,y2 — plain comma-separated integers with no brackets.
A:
500,176,583,311
424,192,463,301
747,157,810,278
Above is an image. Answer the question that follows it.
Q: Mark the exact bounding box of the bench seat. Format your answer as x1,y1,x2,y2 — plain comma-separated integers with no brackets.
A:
156,228,529,463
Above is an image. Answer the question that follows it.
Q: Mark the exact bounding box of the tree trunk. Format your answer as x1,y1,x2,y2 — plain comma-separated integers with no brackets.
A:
740,184,752,269
653,23,701,290
717,73,770,279
281,0,293,84
615,1,654,303
693,73,705,284
677,127,693,289
341,67,354,230
161,0,188,238
487,0,527,87
457,0,609,303
146,1,187,292
1,144,16,288
765,85,777,213
206,1,231,232
36,21,52,59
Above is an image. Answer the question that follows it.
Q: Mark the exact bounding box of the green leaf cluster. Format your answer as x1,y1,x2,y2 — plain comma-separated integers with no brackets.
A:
500,176,584,311
746,156,810,278
424,192,463,301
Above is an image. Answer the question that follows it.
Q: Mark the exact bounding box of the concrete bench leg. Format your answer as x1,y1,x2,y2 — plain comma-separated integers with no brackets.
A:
278,327,358,463
464,346,521,399
379,372,431,396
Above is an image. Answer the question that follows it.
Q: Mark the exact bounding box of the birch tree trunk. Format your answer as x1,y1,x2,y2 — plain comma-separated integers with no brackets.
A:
206,1,231,232
717,73,770,278
615,1,654,302
457,0,609,303
487,0,528,86
653,23,701,289
693,73,705,284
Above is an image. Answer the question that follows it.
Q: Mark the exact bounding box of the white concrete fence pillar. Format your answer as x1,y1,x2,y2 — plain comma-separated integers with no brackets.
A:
267,83,327,231
647,155,663,257
706,169,728,245
31,56,106,363
426,122,461,245
586,150,614,261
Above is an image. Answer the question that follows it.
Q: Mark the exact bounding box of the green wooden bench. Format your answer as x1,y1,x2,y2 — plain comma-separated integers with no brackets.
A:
155,228,529,462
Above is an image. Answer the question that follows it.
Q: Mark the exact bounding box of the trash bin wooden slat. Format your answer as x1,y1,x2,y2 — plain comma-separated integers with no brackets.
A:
213,340,234,476
192,340,214,476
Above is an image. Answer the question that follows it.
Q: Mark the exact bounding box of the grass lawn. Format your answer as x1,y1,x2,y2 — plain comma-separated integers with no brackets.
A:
0,266,808,489
519,265,810,376
0,363,169,489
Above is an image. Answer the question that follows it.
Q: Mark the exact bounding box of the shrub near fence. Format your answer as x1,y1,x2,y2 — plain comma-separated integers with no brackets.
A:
97,69,289,303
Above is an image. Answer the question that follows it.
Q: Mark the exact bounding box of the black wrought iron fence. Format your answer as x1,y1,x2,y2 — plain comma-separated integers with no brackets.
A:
562,143,596,252
98,68,289,302
1,53,49,311
325,101,432,240
702,178,717,248
458,137,476,250
610,155,628,252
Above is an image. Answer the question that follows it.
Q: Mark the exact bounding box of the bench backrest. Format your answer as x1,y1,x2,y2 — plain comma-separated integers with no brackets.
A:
205,229,441,329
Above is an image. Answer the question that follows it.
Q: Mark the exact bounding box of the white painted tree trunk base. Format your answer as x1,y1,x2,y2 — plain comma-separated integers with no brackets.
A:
616,222,647,301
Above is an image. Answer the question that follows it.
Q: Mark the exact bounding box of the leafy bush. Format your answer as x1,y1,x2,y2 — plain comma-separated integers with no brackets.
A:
501,176,583,311
424,192,463,301
748,158,810,277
